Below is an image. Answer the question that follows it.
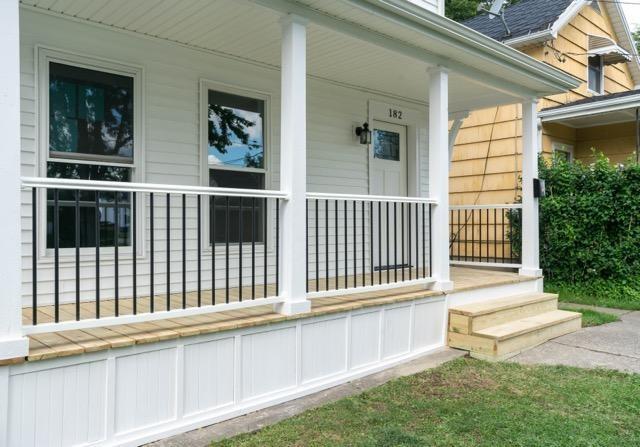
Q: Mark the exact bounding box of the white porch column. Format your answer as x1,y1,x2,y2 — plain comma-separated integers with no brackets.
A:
519,99,543,277
275,15,311,315
428,67,453,291
0,0,29,360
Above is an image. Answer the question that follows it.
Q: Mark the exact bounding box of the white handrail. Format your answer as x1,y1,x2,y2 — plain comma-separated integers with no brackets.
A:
21,177,289,200
449,204,522,210
306,192,437,204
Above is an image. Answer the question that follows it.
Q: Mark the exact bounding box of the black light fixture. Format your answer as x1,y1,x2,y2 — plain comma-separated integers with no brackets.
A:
355,122,372,145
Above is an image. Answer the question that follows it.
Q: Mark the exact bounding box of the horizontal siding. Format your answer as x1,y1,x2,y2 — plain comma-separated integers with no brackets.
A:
19,9,431,305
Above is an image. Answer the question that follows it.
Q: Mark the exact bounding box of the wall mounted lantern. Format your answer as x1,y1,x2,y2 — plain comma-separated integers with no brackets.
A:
355,122,372,145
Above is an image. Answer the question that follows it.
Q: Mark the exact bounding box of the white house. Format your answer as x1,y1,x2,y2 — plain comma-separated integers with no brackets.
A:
0,1,580,445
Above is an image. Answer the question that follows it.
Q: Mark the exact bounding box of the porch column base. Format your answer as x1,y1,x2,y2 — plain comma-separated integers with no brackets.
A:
518,267,543,277
0,336,29,362
429,280,454,292
274,299,312,316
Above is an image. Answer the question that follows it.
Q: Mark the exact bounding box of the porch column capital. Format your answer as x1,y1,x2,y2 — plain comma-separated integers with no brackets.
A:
0,0,28,361
279,13,309,27
427,65,449,76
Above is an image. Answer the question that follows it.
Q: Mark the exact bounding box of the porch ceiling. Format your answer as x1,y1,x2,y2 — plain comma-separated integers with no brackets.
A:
20,0,575,113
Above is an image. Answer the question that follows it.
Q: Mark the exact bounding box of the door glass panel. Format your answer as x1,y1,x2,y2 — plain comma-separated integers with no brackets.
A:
373,129,400,161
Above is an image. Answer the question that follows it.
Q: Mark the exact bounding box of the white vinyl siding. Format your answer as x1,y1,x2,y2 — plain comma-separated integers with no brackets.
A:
19,9,430,305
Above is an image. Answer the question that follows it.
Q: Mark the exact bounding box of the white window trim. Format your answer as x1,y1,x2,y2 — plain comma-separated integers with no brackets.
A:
36,46,145,262
552,141,574,162
587,54,605,95
199,79,273,253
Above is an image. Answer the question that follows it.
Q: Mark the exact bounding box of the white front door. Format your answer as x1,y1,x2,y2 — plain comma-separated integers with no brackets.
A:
370,120,408,272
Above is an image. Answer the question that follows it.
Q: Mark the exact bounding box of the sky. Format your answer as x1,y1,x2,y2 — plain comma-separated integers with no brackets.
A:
623,3,640,30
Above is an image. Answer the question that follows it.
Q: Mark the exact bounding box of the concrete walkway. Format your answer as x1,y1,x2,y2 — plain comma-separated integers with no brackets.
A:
146,348,466,446
512,310,640,374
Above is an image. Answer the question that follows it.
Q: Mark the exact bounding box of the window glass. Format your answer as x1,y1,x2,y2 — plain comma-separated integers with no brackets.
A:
210,170,265,244
588,55,603,93
373,129,400,161
49,62,134,162
207,90,264,169
46,162,131,248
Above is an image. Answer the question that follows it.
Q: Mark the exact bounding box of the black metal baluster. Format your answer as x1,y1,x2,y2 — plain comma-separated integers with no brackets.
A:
378,202,382,285
486,208,490,263
335,200,338,289
361,201,365,288
494,208,497,264
344,200,348,289
239,197,243,302
369,202,373,286
95,191,101,318
166,193,171,311
306,199,309,293
401,203,405,281
182,194,186,309
408,203,412,281
315,199,319,292
197,195,201,307
422,203,426,278
115,192,120,317
415,203,419,279
478,207,482,261
150,193,154,313
133,192,137,314
353,200,356,288
252,197,256,300
264,197,268,298
509,209,515,263
212,196,216,305
457,209,461,261
386,201,390,284
464,209,469,262
75,190,80,321
53,189,59,323
325,199,329,291
32,188,37,325
429,205,433,276
225,196,230,303
275,199,280,296
471,209,475,262
502,209,506,262
394,202,398,282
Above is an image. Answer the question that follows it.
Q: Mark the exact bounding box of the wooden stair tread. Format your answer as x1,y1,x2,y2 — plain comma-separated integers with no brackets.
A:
473,310,581,341
449,293,557,317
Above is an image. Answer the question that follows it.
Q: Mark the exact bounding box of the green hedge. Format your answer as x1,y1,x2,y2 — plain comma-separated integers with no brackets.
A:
537,153,640,282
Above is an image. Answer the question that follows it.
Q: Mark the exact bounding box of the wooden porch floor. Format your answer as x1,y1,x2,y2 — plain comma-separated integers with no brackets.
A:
10,268,536,365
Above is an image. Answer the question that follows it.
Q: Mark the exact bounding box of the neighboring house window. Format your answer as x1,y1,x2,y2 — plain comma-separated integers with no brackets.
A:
42,54,140,250
206,88,266,244
588,54,604,94
552,142,574,162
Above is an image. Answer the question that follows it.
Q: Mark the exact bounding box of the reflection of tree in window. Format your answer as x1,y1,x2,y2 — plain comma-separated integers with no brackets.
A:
373,130,400,161
46,62,135,249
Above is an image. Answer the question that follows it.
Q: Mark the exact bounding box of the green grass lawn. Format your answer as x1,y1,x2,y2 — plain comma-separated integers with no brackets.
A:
216,359,640,447
558,304,620,327
546,280,640,311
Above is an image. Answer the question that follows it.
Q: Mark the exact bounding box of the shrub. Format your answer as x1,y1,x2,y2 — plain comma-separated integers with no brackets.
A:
537,153,640,282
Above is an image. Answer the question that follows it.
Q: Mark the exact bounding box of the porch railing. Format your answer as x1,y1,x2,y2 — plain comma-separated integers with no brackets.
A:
306,192,436,298
449,204,522,269
22,177,287,334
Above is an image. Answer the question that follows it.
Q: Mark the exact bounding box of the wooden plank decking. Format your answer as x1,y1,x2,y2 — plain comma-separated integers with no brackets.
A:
9,268,535,365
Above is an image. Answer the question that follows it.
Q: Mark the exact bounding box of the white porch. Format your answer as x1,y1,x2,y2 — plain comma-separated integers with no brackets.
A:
0,0,578,445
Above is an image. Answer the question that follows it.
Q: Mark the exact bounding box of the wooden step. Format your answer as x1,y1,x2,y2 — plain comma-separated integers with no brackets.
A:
448,310,581,361
449,293,558,335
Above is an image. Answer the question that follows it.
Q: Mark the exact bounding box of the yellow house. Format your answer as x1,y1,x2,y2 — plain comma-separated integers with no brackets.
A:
452,0,640,205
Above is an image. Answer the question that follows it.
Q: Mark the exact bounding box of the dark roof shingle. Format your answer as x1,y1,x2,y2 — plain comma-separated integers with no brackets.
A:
462,0,575,42
541,89,640,112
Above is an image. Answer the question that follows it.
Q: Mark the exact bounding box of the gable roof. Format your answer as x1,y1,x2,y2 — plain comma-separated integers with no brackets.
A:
462,0,574,43
462,0,640,86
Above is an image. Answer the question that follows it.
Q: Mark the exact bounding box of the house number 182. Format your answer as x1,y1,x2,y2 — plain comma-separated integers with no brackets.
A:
389,108,403,119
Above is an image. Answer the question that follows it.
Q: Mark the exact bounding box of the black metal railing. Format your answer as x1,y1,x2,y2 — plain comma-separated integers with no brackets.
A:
306,193,435,294
449,205,522,266
24,177,286,332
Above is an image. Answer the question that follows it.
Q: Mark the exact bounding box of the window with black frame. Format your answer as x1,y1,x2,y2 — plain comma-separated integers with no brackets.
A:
588,55,603,94
46,61,135,249
207,89,266,244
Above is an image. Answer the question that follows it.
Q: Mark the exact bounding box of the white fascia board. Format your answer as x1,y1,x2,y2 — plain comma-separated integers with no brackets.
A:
539,94,640,122
355,0,580,93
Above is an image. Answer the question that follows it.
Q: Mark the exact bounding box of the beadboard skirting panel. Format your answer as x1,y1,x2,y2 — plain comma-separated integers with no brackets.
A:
2,296,446,447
